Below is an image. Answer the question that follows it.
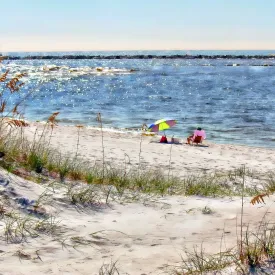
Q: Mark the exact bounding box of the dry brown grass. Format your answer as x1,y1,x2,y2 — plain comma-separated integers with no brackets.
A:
0,60,28,126
6,73,26,93
251,193,269,205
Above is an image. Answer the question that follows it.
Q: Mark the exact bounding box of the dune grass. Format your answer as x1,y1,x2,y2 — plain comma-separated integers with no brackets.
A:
0,124,266,200
171,247,235,275
98,260,120,275
169,168,275,275
170,219,275,274
3,212,61,243
0,105,265,200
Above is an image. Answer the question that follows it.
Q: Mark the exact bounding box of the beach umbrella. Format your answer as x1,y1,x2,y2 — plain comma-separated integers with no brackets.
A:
148,119,177,133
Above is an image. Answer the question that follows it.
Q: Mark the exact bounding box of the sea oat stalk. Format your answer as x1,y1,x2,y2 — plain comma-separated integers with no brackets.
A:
240,165,245,263
96,113,105,181
74,125,84,160
138,124,146,178
168,136,173,180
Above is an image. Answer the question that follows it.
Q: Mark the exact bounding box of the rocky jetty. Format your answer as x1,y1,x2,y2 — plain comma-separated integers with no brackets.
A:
3,54,275,60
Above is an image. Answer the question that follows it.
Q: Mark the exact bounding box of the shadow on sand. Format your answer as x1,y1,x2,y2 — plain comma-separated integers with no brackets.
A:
149,141,209,148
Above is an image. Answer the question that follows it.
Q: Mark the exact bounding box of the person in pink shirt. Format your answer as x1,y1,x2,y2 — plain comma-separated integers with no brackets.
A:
186,127,206,145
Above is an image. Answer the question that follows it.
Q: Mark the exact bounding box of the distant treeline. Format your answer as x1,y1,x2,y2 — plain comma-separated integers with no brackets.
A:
2,54,275,60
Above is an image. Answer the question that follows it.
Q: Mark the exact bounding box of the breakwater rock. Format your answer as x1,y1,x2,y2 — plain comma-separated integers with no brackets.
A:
3,54,275,60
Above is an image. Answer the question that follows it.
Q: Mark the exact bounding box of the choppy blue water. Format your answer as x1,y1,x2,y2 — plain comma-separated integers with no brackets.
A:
2,50,275,147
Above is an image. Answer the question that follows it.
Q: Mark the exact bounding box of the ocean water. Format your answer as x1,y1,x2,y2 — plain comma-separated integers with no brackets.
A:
1,50,275,147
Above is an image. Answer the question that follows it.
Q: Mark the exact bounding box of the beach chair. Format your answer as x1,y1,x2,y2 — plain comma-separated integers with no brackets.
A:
192,135,203,145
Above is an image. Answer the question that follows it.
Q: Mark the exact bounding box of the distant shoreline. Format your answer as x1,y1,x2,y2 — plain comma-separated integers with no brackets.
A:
2,54,275,60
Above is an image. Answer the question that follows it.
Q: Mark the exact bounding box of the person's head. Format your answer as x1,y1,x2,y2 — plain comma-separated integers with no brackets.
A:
197,127,202,131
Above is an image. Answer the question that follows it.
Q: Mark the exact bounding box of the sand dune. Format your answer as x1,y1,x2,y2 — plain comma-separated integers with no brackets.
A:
0,167,274,274
0,123,275,274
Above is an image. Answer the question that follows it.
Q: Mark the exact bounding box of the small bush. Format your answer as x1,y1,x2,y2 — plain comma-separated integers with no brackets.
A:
85,172,94,184
172,246,234,275
28,152,44,173
3,212,61,243
98,260,120,275
66,184,102,206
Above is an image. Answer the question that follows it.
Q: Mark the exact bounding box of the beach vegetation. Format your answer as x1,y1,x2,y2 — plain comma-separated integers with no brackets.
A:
201,206,214,215
98,260,120,275
70,236,94,247
0,116,265,204
14,249,32,261
85,172,95,184
96,112,105,180
66,183,102,206
170,167,275,274
2,212,61,243
171,247,235,274
0,121,264,198
238,221,275,273
249,172,275,206
27,152,44,173
0,203,6,217
239,223,275,271
171,220,275,274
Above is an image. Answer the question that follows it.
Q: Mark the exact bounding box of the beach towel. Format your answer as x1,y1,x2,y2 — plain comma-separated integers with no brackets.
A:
160,136,168,143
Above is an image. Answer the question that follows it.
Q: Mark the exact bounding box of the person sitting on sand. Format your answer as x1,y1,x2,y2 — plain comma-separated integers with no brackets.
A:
186,127,206,145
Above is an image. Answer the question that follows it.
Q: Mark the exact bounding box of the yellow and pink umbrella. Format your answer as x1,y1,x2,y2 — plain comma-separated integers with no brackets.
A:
148,119,177,133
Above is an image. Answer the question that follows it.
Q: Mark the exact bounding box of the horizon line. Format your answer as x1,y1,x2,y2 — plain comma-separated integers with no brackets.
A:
2,49,275,54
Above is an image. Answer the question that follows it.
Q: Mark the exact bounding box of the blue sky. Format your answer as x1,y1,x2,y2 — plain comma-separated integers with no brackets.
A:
1,0,275,51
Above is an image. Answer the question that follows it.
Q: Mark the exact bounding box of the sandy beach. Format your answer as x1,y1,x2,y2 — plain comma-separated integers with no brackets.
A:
24,123,275,177
0,123,275,274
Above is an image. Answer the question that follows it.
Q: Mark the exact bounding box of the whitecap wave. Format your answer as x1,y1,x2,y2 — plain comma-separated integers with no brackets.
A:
2,64,137,82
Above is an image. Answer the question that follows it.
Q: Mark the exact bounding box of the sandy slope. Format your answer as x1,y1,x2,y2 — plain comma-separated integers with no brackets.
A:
0,168,275,275
0,123,275,274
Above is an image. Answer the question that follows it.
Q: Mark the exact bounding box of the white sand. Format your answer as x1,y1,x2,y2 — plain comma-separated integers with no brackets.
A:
0,123,275,274
23,123,275,177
